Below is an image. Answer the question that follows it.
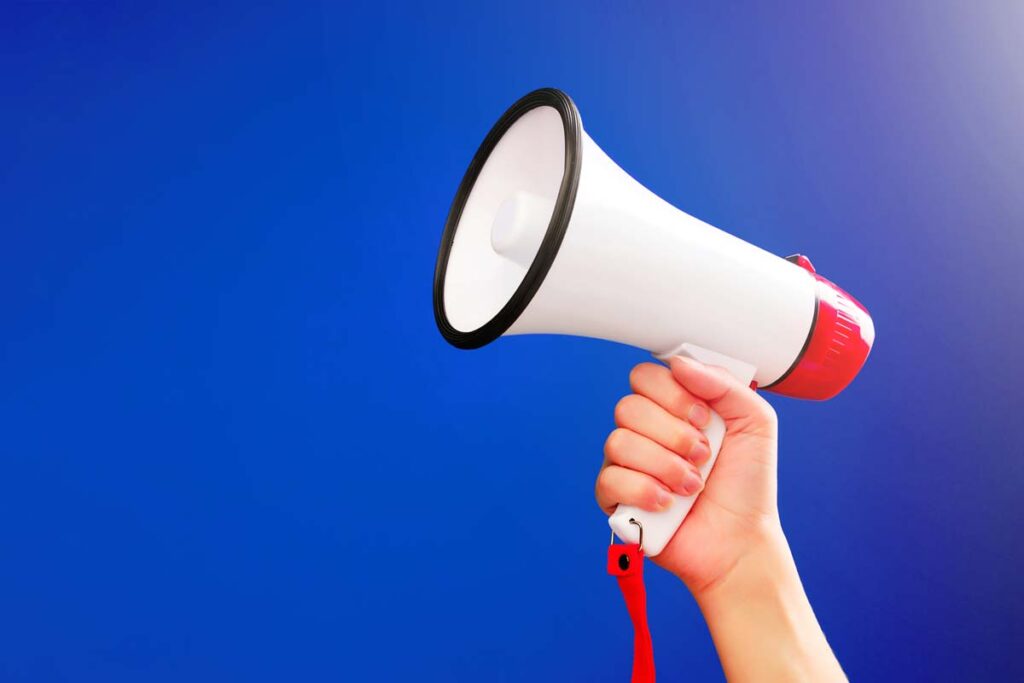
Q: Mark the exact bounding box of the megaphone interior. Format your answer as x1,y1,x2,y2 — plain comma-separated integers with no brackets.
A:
433,88,874,556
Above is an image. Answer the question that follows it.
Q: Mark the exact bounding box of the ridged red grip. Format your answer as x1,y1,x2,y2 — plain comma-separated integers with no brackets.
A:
767,274,874,401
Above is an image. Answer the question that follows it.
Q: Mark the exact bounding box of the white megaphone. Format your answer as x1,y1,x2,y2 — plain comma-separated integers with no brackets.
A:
434,88,874,557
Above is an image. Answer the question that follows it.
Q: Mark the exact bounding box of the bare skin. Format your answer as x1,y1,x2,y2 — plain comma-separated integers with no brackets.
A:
596,356,846,682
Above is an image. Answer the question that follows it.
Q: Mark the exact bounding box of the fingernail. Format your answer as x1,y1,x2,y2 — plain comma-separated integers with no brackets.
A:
688,440,710,464
656,488,674,509
688,403,711,428
682,469,703,496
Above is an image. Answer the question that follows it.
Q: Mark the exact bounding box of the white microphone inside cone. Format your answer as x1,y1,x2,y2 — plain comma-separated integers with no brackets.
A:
490,191,554,268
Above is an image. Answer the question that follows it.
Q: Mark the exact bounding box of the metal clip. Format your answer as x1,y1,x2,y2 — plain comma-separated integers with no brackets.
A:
609,518,644,554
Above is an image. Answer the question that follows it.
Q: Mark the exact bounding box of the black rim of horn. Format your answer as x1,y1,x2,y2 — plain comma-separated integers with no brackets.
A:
433,87,583,349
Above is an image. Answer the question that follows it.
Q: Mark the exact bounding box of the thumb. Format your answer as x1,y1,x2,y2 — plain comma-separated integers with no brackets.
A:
668,356,777,437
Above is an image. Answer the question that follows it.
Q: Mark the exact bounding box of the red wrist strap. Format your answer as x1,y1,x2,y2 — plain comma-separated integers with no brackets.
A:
608,543,655,683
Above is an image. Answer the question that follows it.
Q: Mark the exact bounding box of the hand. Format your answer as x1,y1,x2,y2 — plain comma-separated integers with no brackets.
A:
595,356,781,594
596,357,846,681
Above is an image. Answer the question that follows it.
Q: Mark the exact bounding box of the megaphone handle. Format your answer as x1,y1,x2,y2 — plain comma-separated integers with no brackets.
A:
607,409,725,557
608,343,756,556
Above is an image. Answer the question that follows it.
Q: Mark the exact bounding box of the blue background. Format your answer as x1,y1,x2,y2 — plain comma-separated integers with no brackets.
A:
3,2,1022,680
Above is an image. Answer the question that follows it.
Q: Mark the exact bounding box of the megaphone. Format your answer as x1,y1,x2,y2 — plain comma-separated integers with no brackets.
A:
433,88,874,556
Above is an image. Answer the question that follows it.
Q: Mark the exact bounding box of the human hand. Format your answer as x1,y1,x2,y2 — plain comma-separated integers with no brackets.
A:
595,356,782,595
596,356,845,680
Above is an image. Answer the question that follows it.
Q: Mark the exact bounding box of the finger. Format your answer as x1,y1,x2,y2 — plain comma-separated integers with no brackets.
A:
604,427,704,496
668,356,777,433
629,362,713,429
613,394,711,466
595,464,675,515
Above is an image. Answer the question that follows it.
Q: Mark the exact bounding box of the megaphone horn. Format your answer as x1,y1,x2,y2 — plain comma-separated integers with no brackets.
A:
434,88,874,556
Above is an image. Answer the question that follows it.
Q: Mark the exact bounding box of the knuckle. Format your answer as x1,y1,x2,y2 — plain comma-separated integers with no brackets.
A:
596,465,624,497
604,428,630,458
628,362,656,389
595,469,616,508
614,397,630,423
628,364,644,387
613,395,635,424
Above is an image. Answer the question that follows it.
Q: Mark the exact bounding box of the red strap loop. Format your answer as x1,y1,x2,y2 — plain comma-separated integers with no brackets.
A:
608,543,655,683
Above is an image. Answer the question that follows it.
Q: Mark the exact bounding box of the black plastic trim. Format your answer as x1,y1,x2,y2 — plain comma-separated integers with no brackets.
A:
433,88,583,349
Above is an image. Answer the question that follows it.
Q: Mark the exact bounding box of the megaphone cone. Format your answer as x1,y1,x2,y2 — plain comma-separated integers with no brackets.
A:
434,88,873,555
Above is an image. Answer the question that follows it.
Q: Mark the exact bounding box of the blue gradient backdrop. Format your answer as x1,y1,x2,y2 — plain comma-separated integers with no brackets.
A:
3,2,1022,681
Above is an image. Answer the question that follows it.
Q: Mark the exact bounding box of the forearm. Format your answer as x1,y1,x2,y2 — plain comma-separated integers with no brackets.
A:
693,526,845,683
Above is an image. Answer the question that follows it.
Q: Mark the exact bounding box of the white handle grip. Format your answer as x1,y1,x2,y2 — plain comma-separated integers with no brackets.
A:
608,343,757,556
608,409,725,556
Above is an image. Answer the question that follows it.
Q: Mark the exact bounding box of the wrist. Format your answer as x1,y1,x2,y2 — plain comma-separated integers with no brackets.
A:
671,516,787,598
691,520,791,603
692,526,845,681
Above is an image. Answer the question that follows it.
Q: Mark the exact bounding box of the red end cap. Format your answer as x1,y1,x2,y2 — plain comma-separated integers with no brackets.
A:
767,275,875,401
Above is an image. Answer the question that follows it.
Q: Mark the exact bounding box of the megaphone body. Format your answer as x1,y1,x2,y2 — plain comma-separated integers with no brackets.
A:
434,89,874,556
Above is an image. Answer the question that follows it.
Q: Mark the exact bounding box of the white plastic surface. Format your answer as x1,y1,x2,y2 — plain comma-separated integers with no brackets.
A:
608,344,756,556
448,117,818,386
505,129,817,386
491,191,556,268
441,100,818,551
443,106,565,333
